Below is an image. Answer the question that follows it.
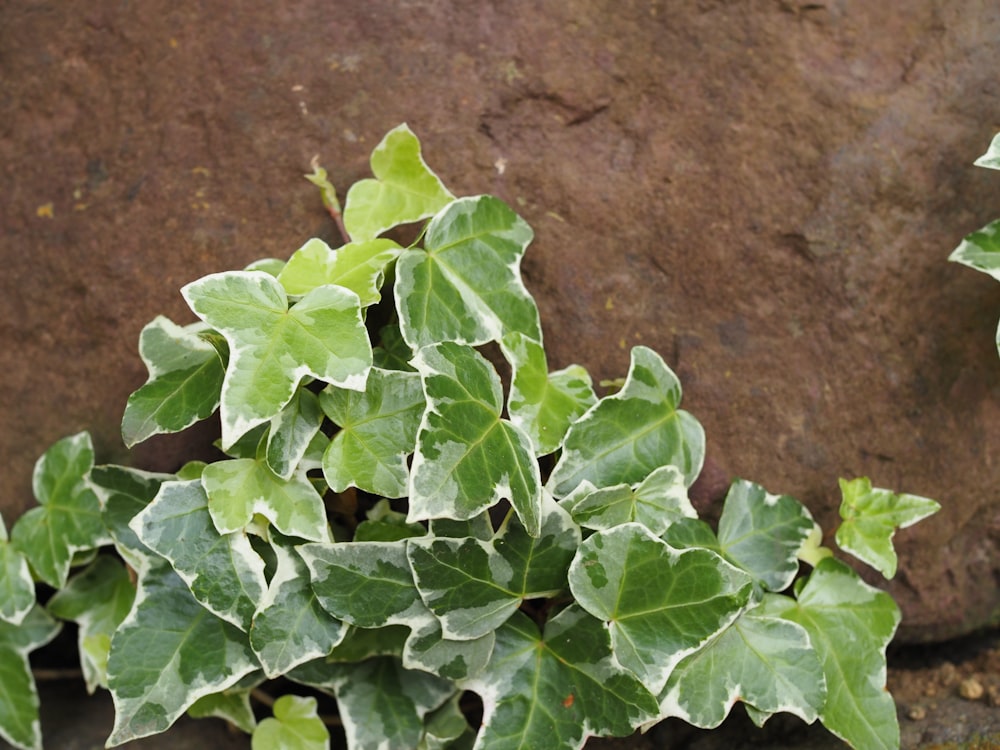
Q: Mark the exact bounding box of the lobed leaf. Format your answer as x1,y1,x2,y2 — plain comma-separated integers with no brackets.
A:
278,236,403,307
90,465,170,568
0,515,34,626
251,695,329,750
0,605,61,750
403,618,495,682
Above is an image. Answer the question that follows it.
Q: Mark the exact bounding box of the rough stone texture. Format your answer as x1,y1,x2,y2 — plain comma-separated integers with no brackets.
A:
2,0,1000,651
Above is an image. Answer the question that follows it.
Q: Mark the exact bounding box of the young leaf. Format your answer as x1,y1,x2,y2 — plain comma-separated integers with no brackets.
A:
320,367,425,499
251,695,329,750
407,496,579,639
464,607,659,750
0,605,61,750
266,387,324,480
46,556,135,693
343,123,455,242
182,270,371,448
760,557,901,750
121,316,225,447
11,432,110,589
130,479,267,631
395,195,541,348
501,332,597,456
835,477,940,578
560,465,695,536
547,347,705,498
974,132,1000,170
277,237,403,307
658,609,825,729
408,342,542,536
568,523,753,693
201,458,332,542
0,515,34,626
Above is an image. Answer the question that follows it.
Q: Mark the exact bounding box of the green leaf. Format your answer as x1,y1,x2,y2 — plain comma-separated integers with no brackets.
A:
547,347,705,498
408,342,542,536
568,523,753,693
835,477,940,578
419,694,476,750
343,123,454,242
716,479,815,592
250,540,347,678
320,368,425,498
106,557,261,746
658,608,825,728
395,195,541,348
464,607,658,750
0,515,34,626
402,618,495,682
251,695,329,750
187,684,258,734
278,237,402,307
560,465,695,536
0,605,61,750
130,479,267,631
407,496,579,639
373,323,416,372
46,556,135,693
974,132,1000,170
760,557,900,750
949,218,1000,282
182,270,371,448
354,499,427,542
501,332,597,455
11,432,109,588
90,465,169,568
266,387,324,480
201,458,332,542
121,316,225,447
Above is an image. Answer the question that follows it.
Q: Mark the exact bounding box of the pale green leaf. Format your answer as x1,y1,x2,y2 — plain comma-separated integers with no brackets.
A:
244,257,286,276
343,123,454,242
547,347,705,498
568,523,753,693
560,465,695,536
11,432,110,589
252,695,329,750
278,237,402,307
464,607,658,750
304,158,341,215
835,477,940,578
407,496,578,639
201,458,332,542
0,605,61,750
501,332,596,455
408,342,542,536
760,557,900,750
182,270,371,448
0,515,34,626
121,316,224,447
658,609,825,728
403,617,495,682
320,368,424,498
46,556,135,693
130,479,267,631
187,685,258,734
974,132,1000,170
949,219,1000,282
395,195,541,348
266,387,324,480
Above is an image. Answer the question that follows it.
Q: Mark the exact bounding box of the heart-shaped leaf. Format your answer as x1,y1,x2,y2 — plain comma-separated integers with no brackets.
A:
278,237,403,307
251,695,329,750
0,605,61,750
0,515,34,626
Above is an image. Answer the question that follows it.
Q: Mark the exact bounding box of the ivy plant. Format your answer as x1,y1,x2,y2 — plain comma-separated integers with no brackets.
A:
1,124,940,750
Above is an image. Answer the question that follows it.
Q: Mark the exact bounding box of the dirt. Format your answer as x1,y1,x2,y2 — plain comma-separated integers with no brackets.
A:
3,0,1000,747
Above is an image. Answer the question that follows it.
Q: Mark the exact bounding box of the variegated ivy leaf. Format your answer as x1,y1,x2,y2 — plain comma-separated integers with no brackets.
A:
395,195,541,349
407,496,579,640
343,123,455,242
403,617,495,682
0,604,61,750
299,540,430,629
547,347,705,498
354,499,427,542
106,557,261,746
251,695,329,750
974,132,1000,170
187,683,258,734
201,458,332,542
568,523,753,694
266,387,324,480
320,367,425,499
560,465,695,536
658,608,825,729
46,556,135,694
130,479,267,631
250,539,347,678
11,432,110,589
245,257,287,276
90,465,170,569
419,694,476,750
835,477,940,579
759,557,901,750
0,514,34,626
182,270,372,449
949,218,1000,283
121,316,225,447
373,323,416,372
408,342,542,536
464,607,659,750
277,236,403,307
501,332,596,456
